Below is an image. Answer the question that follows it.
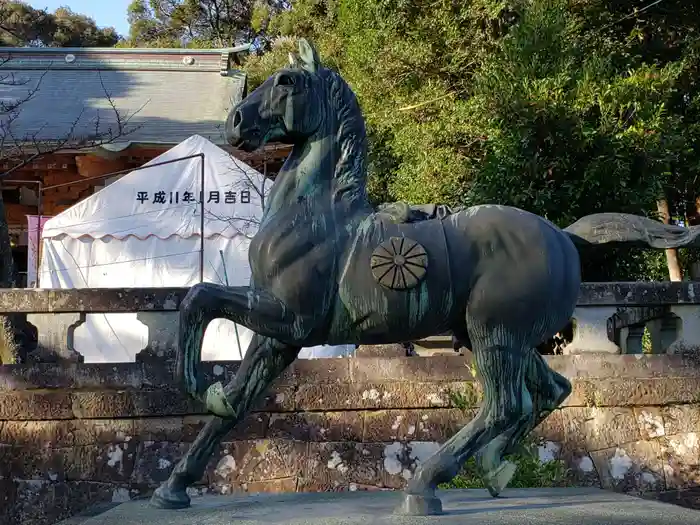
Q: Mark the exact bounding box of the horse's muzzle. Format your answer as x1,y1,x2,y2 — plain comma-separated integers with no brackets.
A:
225,107,262,151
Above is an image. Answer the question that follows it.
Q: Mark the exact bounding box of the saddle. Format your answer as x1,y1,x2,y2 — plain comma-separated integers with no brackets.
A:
376,201,462,224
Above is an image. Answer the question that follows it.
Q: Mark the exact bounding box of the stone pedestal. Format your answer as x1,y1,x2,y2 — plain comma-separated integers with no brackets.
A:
667,305,700,354
564,307,620,354
59,488,700,525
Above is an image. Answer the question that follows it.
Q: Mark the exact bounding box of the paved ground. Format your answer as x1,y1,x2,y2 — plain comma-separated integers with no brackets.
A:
60,487,700,525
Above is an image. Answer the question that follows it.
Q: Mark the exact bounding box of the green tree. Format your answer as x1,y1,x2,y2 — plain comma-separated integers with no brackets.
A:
245,0,700,280
0,2,119,47
124,0,290,48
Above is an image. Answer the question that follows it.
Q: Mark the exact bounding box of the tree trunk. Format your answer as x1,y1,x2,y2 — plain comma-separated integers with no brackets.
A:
657,198,683,281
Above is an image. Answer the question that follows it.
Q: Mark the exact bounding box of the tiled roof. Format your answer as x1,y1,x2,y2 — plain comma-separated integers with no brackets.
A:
0,46,249,147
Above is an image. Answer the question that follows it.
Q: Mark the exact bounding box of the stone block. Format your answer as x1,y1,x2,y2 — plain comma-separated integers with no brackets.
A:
549,354,694,380
131,417,187,443
0,444,65,481
661,432,700,489
283,358,352,385
254,384,297,412
209,439,308,493
0,478,17,524
267,411,363,442
634,407,667,440
294,381,480,412
66,443,138,483
0,419,135,448
663,404,700,436
135,311,178,361
0,287,186,314
70,390,198,418
590,440,665,493
0,391,73,420
10,480,120,525
558,449,601,487
11,480,59,525
234,477,298,495
131,441,192,486
578,281,700,306
1,442,137,483
0,420,76,448
561,407,642,452
532,409,566,443
668,305,700,353
362,408,467,443
299,441,386,492
379,441,442,489
222,413,270,441
565,377,700,407
349,356,469,383
27,313,84,361
564,306,620,354
355,344,405,357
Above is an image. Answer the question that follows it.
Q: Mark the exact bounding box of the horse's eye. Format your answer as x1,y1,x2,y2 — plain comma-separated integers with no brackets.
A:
276,74,295,87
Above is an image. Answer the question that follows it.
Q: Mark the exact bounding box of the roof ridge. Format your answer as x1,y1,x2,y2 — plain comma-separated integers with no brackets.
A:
0,44,251,55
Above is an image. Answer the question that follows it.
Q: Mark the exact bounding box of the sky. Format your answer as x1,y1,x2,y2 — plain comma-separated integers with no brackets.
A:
30,0,132,37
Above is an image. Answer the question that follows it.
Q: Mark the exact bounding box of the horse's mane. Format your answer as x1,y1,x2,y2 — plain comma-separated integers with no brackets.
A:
317,67,369,207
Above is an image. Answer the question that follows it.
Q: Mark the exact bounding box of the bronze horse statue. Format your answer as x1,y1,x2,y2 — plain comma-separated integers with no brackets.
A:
151,39,700,515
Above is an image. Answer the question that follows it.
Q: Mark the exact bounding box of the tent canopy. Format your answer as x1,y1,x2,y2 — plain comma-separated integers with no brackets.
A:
42,134,269,241
38,135,356,362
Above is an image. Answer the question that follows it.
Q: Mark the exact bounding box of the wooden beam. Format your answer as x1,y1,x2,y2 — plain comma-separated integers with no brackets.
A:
75,154,133,179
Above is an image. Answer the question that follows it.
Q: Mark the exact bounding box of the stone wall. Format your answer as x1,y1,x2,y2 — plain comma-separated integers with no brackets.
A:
2,354,700,525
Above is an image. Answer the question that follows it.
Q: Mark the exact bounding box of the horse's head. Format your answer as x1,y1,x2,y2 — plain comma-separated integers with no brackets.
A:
225,39,326,152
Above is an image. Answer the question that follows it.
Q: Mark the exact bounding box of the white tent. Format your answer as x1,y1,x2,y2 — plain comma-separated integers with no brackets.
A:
39,135,355,362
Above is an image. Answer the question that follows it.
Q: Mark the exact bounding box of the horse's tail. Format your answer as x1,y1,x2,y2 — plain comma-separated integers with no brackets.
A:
563,212,700,249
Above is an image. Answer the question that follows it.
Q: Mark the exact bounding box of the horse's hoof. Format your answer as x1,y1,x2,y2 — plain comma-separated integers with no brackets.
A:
394,493,444,516
204,381,236,418
484,460,516,497
150,483,191,509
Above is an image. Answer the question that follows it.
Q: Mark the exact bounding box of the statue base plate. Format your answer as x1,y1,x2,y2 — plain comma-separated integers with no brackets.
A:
60,487,698,525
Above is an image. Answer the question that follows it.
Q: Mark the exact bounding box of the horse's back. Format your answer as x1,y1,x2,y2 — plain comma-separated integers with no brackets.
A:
328,205,579,345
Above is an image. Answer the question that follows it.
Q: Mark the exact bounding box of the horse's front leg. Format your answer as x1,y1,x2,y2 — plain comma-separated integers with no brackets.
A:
152,334,300,509
177,282,299,401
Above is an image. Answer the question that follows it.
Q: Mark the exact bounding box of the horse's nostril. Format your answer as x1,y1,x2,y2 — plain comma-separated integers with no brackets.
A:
232,110,242,128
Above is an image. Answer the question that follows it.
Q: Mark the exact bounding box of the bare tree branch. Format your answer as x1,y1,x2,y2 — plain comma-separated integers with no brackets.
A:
0,55,147,178
203,151,272,239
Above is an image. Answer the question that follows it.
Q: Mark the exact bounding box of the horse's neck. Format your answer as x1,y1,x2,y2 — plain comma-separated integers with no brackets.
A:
262,140,329,220
262,134,370,222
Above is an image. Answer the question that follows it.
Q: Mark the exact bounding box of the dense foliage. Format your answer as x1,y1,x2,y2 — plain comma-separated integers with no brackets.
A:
0,1,119,47
242,0,700,280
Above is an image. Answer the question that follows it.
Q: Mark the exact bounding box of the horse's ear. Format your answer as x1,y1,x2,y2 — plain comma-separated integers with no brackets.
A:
288,52,299,68
298,38,320,73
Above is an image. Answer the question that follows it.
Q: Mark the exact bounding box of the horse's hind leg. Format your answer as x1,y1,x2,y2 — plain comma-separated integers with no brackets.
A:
508,348,571,450
151,334,300,509
396,342,532,516
477,347,571,496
